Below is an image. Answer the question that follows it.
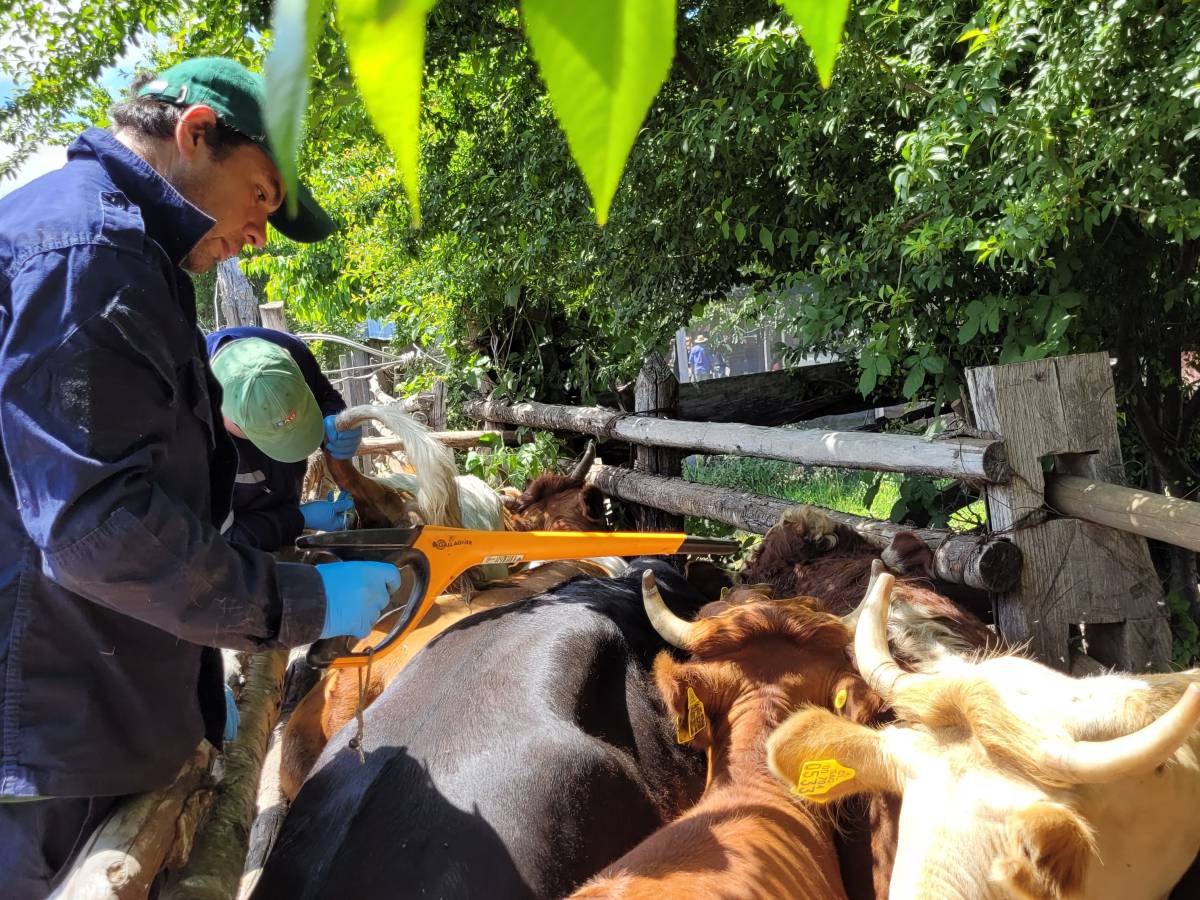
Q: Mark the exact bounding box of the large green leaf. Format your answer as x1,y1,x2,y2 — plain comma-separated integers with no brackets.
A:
265,0,327,216
338,0,436,226
521,0,674,224
776,0,852,89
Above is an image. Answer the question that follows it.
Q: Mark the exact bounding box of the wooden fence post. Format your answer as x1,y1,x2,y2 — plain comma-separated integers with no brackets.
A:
258,301,287,333
966,352,1170,671
217,258,259,327
633,352,683,533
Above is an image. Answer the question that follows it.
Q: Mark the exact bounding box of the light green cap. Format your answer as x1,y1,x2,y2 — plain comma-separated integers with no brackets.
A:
211,338,324,463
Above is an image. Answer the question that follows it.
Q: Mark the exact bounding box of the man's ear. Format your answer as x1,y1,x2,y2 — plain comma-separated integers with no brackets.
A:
767,707,902,803
993,802,1095,899
175,104,219,161
831,672,885,725
653,654,715,752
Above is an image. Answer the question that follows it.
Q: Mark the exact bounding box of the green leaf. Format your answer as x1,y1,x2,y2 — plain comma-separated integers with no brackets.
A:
760,225,774,253
902,365,925,398
923,355,945,374
265,0,327,216
735,221,747,243
777,0,852,89
522,0,675,224
338,0,436,227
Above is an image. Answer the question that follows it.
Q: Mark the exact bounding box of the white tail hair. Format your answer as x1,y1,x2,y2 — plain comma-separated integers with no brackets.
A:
335,403,463,528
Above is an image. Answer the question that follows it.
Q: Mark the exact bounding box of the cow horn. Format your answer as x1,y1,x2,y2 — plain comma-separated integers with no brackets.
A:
840,559,889,630
642,570,696,650
1038,682,1200,784
568,440,597,484
853,565,934,700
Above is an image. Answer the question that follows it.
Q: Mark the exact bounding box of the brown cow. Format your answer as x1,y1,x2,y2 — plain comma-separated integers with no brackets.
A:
568,571,882,900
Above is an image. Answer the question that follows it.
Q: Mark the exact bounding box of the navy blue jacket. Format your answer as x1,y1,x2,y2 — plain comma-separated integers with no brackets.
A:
0,129,326,798
206,327,345,552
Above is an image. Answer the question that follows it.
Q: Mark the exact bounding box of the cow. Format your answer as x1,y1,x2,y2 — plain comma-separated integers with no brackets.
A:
251,560,726,900
741,508,1006,899
768,569,1200,900
741,506,998,658
568,571,882,900
278,557,621,801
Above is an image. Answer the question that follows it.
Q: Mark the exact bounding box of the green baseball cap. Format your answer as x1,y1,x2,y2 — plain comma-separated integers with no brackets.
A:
211,338,325,463
138,56,335,243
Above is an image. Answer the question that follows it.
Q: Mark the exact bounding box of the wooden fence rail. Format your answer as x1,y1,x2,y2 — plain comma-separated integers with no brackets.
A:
587,465,1019,592
464,398,1009,482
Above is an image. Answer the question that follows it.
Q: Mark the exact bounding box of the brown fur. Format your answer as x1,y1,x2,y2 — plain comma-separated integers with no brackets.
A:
994,803,1096,900
503,474,607,532
569,590,881,900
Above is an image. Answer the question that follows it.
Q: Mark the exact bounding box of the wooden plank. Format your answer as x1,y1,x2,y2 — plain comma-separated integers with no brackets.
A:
587,464,1020,592
633,352,683,532
1047,474,1200,552
966,352,1169,671
465,398,1008,482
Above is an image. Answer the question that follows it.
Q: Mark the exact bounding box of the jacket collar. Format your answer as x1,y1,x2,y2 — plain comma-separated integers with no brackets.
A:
68,127,215,266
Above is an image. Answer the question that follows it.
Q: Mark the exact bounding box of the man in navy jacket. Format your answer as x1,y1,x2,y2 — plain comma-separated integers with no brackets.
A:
207,326,362,551
0,58,400,895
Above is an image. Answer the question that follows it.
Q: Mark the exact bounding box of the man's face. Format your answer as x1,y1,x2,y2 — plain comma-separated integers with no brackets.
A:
167,106,285,273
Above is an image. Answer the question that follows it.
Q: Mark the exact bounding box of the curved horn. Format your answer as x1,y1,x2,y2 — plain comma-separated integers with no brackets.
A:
1038,682,1200,784
642,570,697,650
568,440,597,484
840,558,889,630
853,566,934,700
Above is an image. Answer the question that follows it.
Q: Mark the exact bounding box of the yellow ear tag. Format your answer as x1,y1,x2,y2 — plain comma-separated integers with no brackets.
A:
833,688,848,711
792,759,856,803
675,687,709,744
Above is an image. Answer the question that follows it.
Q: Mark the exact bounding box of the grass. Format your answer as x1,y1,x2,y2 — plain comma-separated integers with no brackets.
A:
682,455,986,534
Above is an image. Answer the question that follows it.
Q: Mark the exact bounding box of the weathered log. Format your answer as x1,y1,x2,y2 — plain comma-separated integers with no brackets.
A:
257,300,286,333
237,647,315,900
163,651,288,900
51,743,217,900
356,430,526,455
465,398,1009,482
1047,474,1200,553
587,465,1020,592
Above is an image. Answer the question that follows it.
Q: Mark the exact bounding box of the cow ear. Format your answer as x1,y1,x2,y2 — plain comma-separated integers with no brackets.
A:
578,485,606,524
653,655,716,752
881,531,935,577
994,802,1095,900
831,673,884,725
766,707,902,802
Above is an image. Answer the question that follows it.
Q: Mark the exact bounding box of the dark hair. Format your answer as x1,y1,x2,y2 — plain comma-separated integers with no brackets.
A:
109,71,254,161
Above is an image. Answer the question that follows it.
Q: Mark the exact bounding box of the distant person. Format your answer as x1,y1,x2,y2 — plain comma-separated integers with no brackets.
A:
772,362,782,371
688,334,712,379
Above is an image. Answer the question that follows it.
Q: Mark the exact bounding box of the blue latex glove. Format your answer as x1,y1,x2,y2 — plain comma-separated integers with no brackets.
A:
317,561,403,639
324,414,363,460
223,683,239,743
301,490,354,532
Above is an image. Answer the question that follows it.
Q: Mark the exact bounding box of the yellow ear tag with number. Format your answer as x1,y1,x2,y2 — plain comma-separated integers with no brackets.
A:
792,759,856,803
833,688,848,712
675,687,709,744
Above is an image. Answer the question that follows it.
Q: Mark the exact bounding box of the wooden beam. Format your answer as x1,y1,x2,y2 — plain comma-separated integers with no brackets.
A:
1047,474,1200,553
164,651,288,900
586,464,1020,592
51,743,217,899
633,352,683,532
967,352,1170,671
465,398,1009,482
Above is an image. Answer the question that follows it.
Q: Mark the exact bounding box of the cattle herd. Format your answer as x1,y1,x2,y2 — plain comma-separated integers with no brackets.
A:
246,416,1200,899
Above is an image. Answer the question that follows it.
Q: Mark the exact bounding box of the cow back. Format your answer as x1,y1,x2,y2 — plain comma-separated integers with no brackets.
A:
254,559,709,900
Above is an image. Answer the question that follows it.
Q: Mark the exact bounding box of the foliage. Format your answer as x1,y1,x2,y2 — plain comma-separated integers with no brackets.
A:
1166,590,1200,669
462,428,565,489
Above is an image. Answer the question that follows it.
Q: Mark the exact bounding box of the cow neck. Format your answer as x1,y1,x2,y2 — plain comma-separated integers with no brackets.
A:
707,684,803,789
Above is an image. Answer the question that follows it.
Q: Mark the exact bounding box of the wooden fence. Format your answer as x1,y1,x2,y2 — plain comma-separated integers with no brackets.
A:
468,350,1200,675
